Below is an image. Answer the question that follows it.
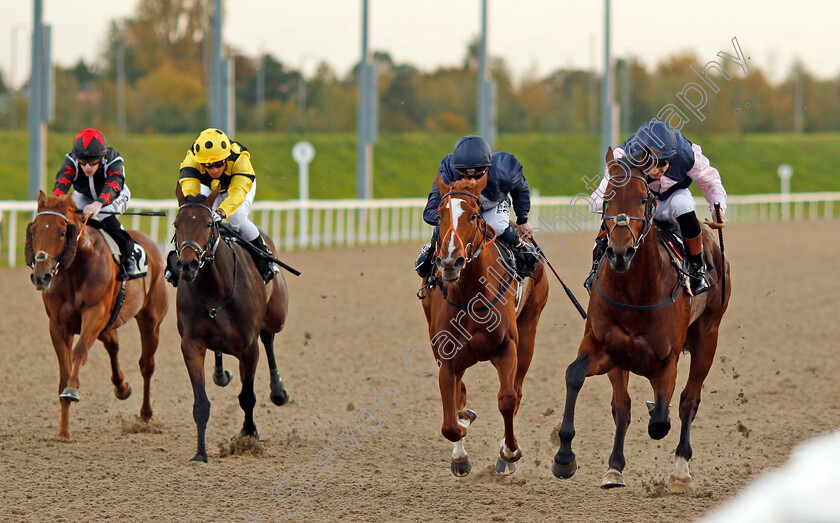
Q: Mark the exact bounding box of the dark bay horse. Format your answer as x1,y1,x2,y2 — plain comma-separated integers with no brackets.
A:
552,149,731,492
26,191,168,440
174,184,289,462
421,176,549,476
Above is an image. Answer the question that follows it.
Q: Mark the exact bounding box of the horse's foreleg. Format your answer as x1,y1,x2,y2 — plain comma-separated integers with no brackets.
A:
647,353,679,441
553,335,611,479
439,363,471,476
669,324,719,493
99,330,132,401
602,368,631,488
261,330,289,406
63,304,109,402
182,341,210,462
238,340,260,439
49,320,73,440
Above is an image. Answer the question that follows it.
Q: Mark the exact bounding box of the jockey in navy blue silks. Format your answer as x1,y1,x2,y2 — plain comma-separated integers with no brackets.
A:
415,135,539,282
584,120,728,296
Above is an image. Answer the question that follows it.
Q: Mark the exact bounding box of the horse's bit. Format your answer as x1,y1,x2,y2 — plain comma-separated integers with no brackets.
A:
174,202,221,269
601,174,656,251
436,190,492,264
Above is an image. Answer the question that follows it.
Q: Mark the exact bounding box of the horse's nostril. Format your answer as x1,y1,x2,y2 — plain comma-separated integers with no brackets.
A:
188,259,199,271
606,247,616,259
454,257,465,270
43,274,52,284
626,247,636,258
31,274,37,284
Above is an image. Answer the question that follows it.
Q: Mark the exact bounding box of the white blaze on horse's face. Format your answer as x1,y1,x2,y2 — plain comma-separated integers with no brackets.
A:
444,198,466,263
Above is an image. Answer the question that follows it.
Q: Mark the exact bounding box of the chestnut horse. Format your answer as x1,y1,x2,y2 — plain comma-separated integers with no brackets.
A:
421,176,549,476
173,185,289,462
25,191,168,440
552,149,731,492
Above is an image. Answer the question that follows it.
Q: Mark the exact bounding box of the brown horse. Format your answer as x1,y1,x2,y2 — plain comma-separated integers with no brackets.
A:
173,184,289,462
552,149,731,492
25,191,168,440
421,176,549,476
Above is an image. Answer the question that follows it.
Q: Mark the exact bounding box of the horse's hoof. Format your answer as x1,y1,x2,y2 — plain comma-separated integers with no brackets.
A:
451,457,472,477
190,453,208,463
239,428,260,441
667,474,692,494
58,432,71,441
600,468,626,488
270,388,290,406
465,409,477,423
495,458,517,476
552,457,578,479
115,383,132,400
213,369,233,387
59,388,80,402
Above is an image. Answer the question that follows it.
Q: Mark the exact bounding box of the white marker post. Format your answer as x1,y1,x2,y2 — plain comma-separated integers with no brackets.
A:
292,141,315,248
778,164,793,220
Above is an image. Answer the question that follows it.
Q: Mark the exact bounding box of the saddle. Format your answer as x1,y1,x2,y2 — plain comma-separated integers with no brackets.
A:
87,221,149,278
654,220,712,273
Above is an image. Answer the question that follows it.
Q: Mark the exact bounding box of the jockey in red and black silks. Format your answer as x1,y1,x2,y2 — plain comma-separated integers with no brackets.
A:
52,128,142,280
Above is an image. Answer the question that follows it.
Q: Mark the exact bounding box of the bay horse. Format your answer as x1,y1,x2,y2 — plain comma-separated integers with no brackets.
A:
552,149,731,492
25,191,168,440
173,184,289,462
421,175,549,476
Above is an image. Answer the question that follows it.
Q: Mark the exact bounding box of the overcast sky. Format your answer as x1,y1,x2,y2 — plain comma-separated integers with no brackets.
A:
0,0,836,89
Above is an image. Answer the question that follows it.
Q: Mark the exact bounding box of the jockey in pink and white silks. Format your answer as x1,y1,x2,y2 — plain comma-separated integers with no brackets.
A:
585,120,728,296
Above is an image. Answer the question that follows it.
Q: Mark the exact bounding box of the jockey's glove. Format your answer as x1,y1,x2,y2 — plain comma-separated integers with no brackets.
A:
211,210,224,223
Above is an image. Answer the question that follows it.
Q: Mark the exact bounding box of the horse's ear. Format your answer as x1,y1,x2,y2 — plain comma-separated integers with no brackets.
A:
37,190,46,210
474,173,488,194
175,181,186,205
435,174,448,196
24,222,35,268
207,187,221,207
605,147,615,165
59,224,79,268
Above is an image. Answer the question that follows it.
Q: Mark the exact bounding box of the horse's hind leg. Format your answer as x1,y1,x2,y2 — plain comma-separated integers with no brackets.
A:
669,321,720,493
492,339,521,475
602,369,630,488
99,330,132,401
182,341,210,462
261,331,289,406
49,321,73,440
238,339,260,439
136,307,164,422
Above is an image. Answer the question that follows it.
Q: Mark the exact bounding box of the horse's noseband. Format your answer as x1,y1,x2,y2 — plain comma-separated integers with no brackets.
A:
175,202,220,269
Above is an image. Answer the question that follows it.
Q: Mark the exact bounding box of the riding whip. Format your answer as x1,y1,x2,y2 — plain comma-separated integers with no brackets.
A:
530,237,587,320
75,210,167,216
714,202,726,306
219,223,302,276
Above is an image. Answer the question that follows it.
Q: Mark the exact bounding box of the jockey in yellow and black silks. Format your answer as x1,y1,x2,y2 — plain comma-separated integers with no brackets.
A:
164,128,278,285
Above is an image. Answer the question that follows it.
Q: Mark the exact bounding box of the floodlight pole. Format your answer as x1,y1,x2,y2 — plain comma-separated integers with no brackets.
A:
356,0,373,200
599,0,613,174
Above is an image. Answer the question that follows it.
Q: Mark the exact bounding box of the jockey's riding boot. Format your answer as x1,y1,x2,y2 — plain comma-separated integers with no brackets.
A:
506,237,540,279
164,250,179,287
249,236,277,284
583,233,609,295
415,227,439,282
122,245,143,280
684,233,711,296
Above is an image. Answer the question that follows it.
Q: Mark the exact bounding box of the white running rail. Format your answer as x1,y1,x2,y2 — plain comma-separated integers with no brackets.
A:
2,192,838,267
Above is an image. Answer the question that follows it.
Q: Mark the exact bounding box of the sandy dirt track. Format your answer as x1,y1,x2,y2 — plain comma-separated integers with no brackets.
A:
1,220,839,522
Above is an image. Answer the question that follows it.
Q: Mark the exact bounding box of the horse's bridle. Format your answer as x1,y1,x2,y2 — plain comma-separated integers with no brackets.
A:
174,202,221,269
29,210,75,275
436,190,494,264
601,174,656,251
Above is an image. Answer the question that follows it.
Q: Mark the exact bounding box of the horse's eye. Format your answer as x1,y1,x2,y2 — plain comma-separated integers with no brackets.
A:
471,213,478,221
59,231,66,238
207,222,213,228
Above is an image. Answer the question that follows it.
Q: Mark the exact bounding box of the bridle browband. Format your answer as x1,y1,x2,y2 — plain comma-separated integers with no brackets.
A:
436,190,494,264
601,174,656,251
174,202,221,269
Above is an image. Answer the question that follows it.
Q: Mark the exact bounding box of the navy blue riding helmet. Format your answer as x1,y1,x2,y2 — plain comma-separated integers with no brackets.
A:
625,120,678,165
452,135,492,174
